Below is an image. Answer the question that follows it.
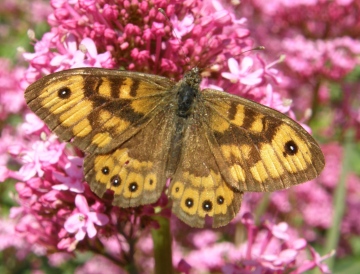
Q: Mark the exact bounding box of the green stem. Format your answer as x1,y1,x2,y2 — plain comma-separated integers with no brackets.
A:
126,263,139,274
151,215,173,274
254,193,270,225
125,236,139,274
309,80,321,124
323,131,353,269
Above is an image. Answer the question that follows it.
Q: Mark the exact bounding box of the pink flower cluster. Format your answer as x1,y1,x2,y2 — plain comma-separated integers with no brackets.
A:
242,143,360,246
8,117,110,251
5,113,166,271
239,0,360,137
235,0,360,255
170,213,332,273
0,59,27,121
23,0,293,115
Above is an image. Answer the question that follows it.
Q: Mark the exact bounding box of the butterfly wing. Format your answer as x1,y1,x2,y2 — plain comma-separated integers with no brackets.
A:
202,89,325,192
25,68,177,206
25,68,175,154
169,115,243,228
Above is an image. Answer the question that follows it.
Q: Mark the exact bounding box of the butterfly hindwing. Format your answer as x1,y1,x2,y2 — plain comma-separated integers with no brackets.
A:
202,88,325,192
84,106,176,207
25,68,174,154
169,113,243,228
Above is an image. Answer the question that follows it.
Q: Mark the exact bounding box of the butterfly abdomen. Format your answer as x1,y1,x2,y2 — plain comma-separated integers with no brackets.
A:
167,68,203,174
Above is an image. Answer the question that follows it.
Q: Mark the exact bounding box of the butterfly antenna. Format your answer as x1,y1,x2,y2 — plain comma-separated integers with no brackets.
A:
241,46,265,54
201,46,266,74
158,8,191,69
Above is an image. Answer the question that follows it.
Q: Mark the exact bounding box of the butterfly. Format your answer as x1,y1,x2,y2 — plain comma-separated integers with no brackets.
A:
24,67,325,228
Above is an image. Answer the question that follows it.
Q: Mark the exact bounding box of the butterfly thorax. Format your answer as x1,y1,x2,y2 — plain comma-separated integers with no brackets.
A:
165,68,203,176
176,67,202,118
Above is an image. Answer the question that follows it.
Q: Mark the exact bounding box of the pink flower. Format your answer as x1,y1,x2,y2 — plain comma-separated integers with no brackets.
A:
0,218,35,259
64,194,109,241
0,59,27,120
11,139,65,181
20,113,45,135
171,14,195,39
295,247,334,274
222,57,263,85
23,32,55,72
52,156,85,193
261,84,292,113
192,230,218,249
50,35,113,70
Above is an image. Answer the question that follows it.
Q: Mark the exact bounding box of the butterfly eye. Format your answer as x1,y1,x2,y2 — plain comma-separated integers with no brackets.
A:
284,140,298,156
129,182,138,192
101,166,109,175
57,87,72,99
111,175,121,186
185,198,194,208
202,200,213,212
217,196,224,205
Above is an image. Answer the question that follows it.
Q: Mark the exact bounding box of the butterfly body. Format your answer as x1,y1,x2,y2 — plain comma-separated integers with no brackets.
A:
25,67,324,228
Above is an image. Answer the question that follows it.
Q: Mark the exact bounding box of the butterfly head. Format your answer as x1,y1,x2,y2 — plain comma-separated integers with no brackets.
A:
183,67,201,88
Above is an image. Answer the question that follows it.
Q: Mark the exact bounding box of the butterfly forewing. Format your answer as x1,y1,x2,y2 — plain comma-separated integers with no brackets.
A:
25,68,175,154
201,88,325,192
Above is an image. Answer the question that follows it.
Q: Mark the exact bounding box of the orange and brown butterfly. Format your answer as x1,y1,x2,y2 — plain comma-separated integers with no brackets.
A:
24,66,325,228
